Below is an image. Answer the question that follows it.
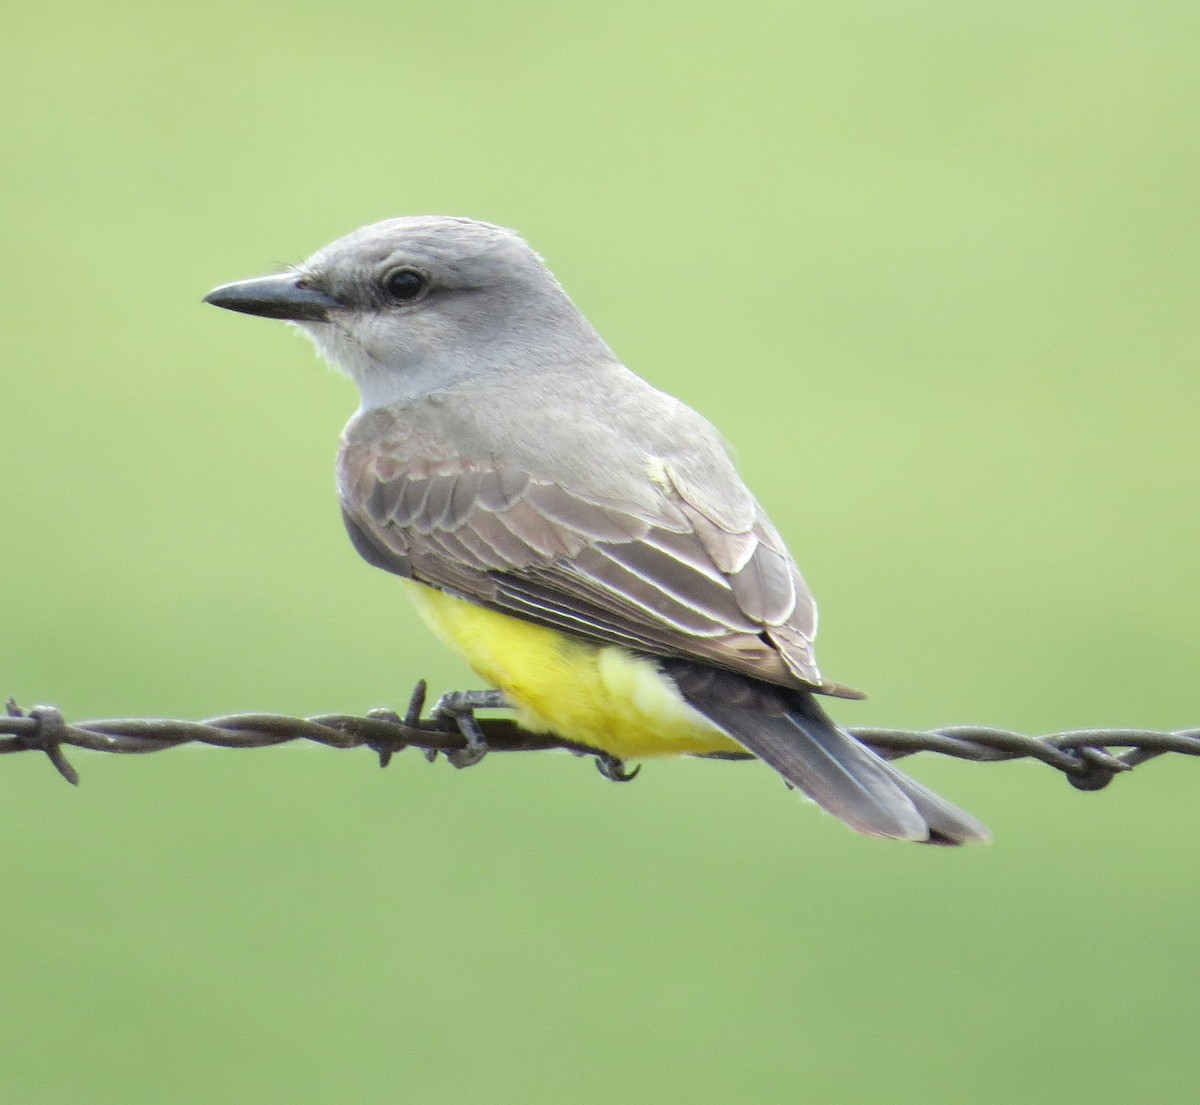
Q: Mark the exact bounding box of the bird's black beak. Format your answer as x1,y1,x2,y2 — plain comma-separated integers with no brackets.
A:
203,273,342,322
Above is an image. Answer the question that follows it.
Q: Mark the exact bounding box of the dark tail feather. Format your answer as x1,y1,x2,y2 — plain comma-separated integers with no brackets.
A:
663,661,990,845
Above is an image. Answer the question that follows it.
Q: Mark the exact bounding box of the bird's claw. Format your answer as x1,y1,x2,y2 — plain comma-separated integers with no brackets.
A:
594,753,641,783
428,689,508,769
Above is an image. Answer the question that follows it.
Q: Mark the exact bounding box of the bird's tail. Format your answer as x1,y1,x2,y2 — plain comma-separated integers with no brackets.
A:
662,660,989,845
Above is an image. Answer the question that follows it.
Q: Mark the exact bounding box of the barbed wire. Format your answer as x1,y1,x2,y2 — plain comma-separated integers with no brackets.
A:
3,684,1197,793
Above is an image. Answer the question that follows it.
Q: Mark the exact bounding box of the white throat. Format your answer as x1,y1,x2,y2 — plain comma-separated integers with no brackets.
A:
296,319,486,411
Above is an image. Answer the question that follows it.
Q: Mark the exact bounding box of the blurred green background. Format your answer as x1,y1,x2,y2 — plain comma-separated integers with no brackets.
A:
3,2,1198,1103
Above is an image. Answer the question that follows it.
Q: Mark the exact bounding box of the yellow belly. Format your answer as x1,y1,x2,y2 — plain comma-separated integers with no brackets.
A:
402,580,743,760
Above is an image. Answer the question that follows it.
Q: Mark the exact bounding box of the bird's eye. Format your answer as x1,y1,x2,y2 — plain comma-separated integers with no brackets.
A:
381,267,429,302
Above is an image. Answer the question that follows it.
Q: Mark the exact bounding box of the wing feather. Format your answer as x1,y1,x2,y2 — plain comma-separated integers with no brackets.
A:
593,541,758,629
476,468,529,512
730,540,797,625
398,478,434,527
637,527,728,584
447,471,485,528
525,483,648,543
419,472,460,530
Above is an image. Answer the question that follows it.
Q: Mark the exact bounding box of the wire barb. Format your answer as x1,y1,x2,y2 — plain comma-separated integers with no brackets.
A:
6,699,81,786
1,692,1196,792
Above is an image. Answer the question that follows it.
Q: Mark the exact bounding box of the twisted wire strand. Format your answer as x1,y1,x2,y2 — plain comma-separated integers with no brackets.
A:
3,690,1197,793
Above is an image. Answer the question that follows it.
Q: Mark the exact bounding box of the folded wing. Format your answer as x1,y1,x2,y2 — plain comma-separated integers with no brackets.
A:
339,443,850,694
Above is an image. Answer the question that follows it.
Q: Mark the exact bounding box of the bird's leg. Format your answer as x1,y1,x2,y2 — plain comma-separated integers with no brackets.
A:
428,689,509,768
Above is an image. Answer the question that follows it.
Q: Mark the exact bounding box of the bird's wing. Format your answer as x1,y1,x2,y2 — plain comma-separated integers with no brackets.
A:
339,439,855,696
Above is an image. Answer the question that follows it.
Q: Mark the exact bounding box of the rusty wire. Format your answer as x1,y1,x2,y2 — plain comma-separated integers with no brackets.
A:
3,683,1197,794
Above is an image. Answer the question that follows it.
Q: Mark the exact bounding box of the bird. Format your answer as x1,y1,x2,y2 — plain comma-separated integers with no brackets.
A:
204,215,988,844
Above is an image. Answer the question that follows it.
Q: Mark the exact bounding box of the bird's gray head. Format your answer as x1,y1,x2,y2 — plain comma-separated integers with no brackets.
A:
204,216,614,410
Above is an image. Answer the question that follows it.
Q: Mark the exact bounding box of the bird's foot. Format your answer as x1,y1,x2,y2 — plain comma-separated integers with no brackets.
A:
594,752,641,783
427,688,509,769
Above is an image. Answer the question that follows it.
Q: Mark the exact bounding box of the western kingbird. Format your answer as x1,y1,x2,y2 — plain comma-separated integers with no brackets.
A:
205,216,988,844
